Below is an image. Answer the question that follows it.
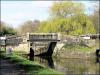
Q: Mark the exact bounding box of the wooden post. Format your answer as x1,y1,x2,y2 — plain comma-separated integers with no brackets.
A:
5,39,6,51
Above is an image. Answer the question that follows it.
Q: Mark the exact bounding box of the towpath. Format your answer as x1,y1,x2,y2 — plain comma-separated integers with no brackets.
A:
0,59,27,75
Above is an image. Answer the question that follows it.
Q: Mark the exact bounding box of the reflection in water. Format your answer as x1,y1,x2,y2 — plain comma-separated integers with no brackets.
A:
96,57,100,63
30,56,54,68
54,58,100,75
38,56,54,68
30,56,100,75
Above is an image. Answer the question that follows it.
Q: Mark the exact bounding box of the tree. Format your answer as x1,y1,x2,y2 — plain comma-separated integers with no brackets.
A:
39,2,95,35
0,21,17,35
50,1,84,18
18,20,40,34
88,2,99,34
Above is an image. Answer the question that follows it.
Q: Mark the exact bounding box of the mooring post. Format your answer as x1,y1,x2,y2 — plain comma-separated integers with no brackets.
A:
4,38,6,51
96,49,100,57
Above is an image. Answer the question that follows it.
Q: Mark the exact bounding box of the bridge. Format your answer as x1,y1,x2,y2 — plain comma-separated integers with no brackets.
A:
27,33,60,41
0,33,60,56
27,33,60,56
80,34,100,39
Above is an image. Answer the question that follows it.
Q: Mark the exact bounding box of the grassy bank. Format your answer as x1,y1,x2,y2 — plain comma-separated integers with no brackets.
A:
53,43,96,59
63,44,93,53
0,50,63,75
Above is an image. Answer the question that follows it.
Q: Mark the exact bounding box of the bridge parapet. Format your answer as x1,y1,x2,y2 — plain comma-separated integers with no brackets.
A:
0,33,60,46
27,33,60,42
6,37,23,46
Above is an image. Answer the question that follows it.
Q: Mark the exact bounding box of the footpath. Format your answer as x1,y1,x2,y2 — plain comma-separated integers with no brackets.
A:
0,58,27,75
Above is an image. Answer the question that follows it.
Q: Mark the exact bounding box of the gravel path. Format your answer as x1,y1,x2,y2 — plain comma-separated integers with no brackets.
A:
0,59,27,75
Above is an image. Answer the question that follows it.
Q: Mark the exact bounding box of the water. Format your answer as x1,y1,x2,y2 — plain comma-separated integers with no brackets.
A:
31,56,100,75
22,39,100,75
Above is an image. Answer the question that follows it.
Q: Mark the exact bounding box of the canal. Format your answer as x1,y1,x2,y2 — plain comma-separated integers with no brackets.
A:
29,56,100,75
15,38,100,75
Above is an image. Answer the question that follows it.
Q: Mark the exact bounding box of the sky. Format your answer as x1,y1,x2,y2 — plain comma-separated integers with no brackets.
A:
1,1,99,28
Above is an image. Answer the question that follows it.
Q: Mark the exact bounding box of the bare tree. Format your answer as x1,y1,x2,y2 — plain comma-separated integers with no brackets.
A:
18,20,40,34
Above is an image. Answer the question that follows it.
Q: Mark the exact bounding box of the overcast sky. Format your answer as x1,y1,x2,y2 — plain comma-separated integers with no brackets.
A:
1,1,99,28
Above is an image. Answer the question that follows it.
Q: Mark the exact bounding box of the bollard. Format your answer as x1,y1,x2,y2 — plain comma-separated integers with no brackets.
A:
96,49,100,57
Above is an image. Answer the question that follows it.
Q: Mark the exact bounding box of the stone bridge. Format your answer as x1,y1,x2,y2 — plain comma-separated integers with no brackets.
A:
26,33,60,56
0,33,61,56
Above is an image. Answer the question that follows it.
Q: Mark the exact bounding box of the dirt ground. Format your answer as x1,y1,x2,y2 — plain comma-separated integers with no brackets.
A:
0,59,27,75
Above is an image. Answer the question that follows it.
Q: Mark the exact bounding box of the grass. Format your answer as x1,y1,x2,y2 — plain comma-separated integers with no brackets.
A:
63,44,93,53
0,50,63,75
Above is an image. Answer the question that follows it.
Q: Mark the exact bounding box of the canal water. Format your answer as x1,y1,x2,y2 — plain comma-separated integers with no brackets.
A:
22,39,100,75
30,56,100,75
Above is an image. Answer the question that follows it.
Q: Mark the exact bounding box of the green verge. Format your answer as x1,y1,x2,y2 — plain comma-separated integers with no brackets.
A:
0,50,63,75
63,44,93,53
